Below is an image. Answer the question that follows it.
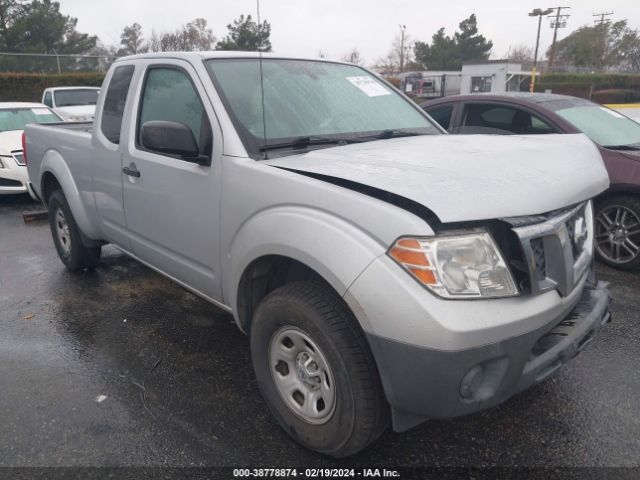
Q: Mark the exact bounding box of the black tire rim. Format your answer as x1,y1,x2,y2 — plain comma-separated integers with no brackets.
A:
595,205,640,264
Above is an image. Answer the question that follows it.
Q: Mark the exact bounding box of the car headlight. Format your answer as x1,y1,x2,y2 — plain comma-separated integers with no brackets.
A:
388,232,518,299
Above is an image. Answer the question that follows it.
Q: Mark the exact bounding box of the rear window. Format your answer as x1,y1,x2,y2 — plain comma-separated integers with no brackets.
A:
101,66,135,144
0,108,60,132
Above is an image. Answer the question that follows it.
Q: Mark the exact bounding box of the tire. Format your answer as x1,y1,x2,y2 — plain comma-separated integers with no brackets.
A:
48,190,101,271
595,195,640,271
250,280,388,457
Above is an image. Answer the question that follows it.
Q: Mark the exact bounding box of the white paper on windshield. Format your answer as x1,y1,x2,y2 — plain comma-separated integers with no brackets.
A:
346,76,391,97
32,108,51,116
600,107,625,119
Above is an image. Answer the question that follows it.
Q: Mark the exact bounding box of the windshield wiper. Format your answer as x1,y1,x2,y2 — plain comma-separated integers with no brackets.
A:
603,144,640,151
259,135,357,152
357,129,429,140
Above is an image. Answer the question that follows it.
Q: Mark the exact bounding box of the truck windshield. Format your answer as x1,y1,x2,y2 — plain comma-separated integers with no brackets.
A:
205,58,440,157
54,89,99,107
0,108,60,132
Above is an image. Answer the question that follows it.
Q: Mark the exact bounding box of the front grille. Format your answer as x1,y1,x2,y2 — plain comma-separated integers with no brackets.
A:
506,201,594,297
0,178,22,187
530,238,546,281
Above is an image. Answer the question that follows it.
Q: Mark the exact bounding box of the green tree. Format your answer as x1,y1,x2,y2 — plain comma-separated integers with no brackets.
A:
455,14,492,64
215,14,271,52
414,14,492,70
550,20,640,71
119,22,146,55
10,0,96,54
414,28,459,70
0,0,26,49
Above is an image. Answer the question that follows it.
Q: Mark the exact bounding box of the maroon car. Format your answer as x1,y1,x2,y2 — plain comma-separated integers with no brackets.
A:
422,93,640,270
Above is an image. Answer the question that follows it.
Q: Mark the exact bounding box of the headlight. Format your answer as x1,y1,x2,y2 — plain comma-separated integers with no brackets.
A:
388,232,518,299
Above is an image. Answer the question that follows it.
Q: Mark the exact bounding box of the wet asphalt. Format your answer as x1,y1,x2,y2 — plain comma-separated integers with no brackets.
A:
1,194,639,468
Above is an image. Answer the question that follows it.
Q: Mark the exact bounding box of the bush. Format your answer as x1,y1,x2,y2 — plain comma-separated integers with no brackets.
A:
0,72,106,102
536,73,640,101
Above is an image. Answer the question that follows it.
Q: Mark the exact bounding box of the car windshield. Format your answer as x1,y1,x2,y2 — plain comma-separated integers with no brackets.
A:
54,89,99,107
552,104,640,148
0,107,60,132
205,58,440,157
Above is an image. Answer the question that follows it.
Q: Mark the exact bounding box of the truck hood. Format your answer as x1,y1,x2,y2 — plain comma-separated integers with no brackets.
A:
0,130,23,155
264,133,609,223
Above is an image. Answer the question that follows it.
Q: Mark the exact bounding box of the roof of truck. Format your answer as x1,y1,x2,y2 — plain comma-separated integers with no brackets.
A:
116,51,352,65
43,86,101,91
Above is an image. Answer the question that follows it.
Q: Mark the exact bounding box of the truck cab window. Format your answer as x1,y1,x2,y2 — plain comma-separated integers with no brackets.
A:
101,65,135,144
43,92,53,108
137,67,212,157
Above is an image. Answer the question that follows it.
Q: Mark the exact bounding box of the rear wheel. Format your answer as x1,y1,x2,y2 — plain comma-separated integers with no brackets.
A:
250,281,388,457
595,195,640,271
48,190,101,271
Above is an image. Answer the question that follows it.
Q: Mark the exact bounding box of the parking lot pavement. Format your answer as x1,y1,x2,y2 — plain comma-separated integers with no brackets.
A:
1,194,639,468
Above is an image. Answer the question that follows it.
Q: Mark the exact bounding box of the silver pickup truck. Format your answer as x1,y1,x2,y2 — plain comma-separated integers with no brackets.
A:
25,52,611,457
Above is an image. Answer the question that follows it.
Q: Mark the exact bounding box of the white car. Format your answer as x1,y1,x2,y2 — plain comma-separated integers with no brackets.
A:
0,103,61,200
42,86,100,122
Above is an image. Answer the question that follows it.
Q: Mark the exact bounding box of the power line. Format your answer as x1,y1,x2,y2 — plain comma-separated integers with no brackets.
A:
593,12,613,25
547,6,571,71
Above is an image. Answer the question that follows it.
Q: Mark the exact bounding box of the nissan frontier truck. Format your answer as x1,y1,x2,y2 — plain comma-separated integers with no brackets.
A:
25,52,611,457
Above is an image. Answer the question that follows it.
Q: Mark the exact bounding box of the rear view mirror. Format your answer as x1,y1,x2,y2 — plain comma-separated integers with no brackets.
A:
141,120,210,165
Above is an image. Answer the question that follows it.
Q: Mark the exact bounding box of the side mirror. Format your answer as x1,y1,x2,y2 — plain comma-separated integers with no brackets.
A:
141,120,210,165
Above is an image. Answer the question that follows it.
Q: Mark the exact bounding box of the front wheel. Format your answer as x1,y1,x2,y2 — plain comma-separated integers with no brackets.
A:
250,281,388,457
48,190,101,271
595,195,640,271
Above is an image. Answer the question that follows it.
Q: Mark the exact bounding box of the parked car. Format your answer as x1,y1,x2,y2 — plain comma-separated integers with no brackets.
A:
422,93,640,271
0,102,61,200
26,53,611,456
42,86,100,122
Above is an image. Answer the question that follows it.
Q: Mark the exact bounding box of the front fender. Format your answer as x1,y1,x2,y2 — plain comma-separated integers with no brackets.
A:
224,205,387,326
40,150,103,240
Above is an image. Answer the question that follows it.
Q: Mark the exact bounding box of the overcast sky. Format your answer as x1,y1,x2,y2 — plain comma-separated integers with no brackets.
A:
59,0,638,64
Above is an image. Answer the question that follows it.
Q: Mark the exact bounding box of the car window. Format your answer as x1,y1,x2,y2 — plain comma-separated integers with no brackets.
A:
101,65,135,144
463,104,555,135
425,105,454,130
43,92,53,108
137,67,212,157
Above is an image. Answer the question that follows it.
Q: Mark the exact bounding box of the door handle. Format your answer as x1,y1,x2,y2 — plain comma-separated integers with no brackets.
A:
122,164,140,178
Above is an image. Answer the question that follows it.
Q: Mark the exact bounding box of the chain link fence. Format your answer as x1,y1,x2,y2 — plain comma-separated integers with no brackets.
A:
0,52,119,73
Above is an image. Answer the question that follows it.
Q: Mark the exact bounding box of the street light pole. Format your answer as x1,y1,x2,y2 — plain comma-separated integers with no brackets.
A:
399,24,406,73
528,8,554,92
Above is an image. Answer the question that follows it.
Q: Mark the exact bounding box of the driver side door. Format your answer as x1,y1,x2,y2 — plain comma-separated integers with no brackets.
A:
121,60,224,301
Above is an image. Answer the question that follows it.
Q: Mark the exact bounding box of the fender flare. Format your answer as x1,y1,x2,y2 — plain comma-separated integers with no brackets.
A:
223,205,387,327
40,149,103,240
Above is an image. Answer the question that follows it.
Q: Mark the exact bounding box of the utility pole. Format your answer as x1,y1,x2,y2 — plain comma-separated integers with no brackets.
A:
593,12,613,70
399,24,406,73
528,8,554,92
547,6,571,71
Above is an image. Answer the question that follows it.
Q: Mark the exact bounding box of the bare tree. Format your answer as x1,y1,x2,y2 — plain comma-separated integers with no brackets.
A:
148,18,216,52
376,33,414,74
341,48,364,65
507,44,535,65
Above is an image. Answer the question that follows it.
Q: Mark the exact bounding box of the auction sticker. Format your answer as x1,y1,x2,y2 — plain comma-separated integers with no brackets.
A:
32,108,52,116
346,76,391,97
